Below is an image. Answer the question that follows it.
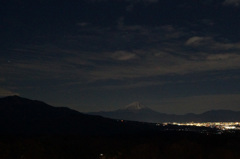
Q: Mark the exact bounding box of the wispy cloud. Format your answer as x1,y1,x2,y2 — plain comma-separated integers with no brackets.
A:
0,78,5,82
0,88,19,97
185,36,240,50
88,51,240,81
223,0,240,6
111,51,137,61
1,24,240,90
185,36,212,46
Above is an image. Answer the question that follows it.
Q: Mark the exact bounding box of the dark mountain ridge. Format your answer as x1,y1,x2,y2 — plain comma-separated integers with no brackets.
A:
0,96,158,135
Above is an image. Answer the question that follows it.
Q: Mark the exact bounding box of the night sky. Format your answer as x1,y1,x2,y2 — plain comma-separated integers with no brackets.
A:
1,0,240,114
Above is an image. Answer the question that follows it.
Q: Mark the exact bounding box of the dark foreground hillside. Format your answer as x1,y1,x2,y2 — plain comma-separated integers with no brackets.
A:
1,132,240,159
1,96,240,159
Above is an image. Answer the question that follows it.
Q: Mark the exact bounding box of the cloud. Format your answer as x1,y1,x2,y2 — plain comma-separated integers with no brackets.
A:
4,38,240,86
185,36,212,46
111,51,137,61
212,42,240,50
76,22,89,27
223,0,240,6
84,78,169,90
0,88,19,97
0,78,5,82
88,50,240,82
185,36,240,51
2,24,240,90
206,53,239,61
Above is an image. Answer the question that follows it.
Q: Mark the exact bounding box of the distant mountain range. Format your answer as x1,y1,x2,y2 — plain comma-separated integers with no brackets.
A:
89,102,240,123
0,96,157,135
1,96,239,136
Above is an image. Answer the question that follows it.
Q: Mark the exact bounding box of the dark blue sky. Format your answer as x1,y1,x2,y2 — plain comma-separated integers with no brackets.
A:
1,0,240,114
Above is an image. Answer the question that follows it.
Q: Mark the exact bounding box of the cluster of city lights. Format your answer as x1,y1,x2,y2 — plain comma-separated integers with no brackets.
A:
162,122,240,130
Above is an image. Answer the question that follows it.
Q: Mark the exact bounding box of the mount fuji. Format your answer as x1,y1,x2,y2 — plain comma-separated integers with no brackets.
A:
89,102,169,123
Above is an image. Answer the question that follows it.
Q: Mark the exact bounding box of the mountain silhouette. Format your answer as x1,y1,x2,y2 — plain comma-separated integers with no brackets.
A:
0,96,157,135
89,102,240,123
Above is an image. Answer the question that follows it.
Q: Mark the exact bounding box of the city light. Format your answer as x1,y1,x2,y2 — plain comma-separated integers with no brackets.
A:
162,122,240,131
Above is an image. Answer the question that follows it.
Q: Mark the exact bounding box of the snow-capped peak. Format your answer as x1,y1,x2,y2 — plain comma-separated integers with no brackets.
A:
125,101,145,110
